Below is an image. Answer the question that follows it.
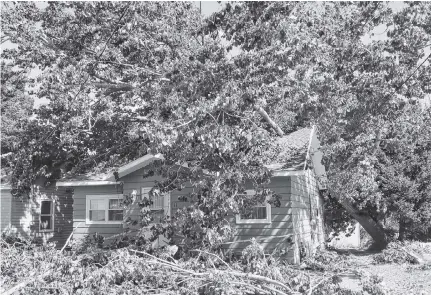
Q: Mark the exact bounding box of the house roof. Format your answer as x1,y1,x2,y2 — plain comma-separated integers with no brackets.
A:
264,127,314,171
56,128,316,186
56,154,163,186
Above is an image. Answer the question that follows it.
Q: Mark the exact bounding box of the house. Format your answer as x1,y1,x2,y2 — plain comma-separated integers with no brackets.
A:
0,126,327,263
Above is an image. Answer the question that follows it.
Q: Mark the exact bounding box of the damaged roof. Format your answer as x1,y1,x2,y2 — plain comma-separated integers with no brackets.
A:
5,127,315,186
264,127,313,171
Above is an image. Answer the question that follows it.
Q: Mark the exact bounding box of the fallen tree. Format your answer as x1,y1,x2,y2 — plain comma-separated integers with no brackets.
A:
1,235,389,295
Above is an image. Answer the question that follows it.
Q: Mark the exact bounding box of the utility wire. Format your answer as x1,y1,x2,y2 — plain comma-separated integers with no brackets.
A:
384,52,431,118
394,53,431,93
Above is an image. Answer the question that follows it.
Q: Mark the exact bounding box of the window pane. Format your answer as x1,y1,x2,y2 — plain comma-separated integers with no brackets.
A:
90,210,105,221
41,201,51,215
108,210,123,221
255,207,267,219
151,195,164,209
240,207,267,220
109,199,122,209
40,216,52,230
90,199,105,210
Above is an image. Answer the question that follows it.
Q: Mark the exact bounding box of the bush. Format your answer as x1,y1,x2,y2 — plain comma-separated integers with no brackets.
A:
373,241,431,264
302,248,354,272
0,236,390,295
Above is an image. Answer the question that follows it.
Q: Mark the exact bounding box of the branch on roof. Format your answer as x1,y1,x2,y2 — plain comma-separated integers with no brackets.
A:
254,105,284,137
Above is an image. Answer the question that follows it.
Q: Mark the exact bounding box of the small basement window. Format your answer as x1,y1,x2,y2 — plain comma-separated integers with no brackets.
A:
236,190,272,224
40,200,54,232
86,195,124,224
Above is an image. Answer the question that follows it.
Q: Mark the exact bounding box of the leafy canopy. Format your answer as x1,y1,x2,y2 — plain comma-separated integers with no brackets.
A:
2,1,431,245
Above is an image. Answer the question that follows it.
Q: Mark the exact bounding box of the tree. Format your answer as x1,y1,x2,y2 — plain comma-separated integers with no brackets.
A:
0,61,34,181
376,106,431,240
205,1,431,247
2,2,430,248
2,1,282,248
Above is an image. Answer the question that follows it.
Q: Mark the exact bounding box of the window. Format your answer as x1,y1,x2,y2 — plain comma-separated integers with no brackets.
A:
40,200,54,232
86,195,123,224
236,190,272,224
141,187,164,211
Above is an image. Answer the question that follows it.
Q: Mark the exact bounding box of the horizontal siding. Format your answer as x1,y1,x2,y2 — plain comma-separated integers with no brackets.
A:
72,185,122,240
8,180,73,248
291,172,325,261
221,177,295,260
122,174,164,223
68,166,322,265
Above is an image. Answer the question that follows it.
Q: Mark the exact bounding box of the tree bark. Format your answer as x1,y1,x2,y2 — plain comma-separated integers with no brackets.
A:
253,105,284,136
254,104,390,249
334,193,388,249
398,219,407,241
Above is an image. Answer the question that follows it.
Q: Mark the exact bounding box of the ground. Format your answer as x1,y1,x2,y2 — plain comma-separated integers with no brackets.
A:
337,249,431,295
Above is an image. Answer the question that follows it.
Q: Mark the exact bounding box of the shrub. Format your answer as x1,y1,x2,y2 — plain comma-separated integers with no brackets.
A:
302,248,354,272
0,236,393,295
373,241,430,264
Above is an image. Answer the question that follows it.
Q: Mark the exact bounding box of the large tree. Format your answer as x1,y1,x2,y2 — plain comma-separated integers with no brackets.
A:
204,1,431,247
2,2,430,248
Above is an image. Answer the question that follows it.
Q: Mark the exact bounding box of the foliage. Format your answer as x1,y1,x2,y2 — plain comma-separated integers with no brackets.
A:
375,107,431,241
1,1,281,247
1,233,391,295
0,62,34,179
373,241,431,264
360,274,387,295
206,1,431,243
302,249,354,272
2,1,431,246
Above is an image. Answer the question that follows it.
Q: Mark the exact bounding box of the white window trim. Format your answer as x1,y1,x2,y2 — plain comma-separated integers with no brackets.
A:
141,187,170,212
236,190,272,224
86,194,124,225
39,199,54,232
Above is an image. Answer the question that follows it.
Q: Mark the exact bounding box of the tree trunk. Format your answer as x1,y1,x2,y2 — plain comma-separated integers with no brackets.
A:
254,110,388,249
335,193,388,249
399,220,407,241
253,105,284,136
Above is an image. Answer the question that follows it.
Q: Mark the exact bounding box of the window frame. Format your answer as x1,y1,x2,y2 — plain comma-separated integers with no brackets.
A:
39,199,54,232
235,190,272,224
141,187,165,211
85,194,124,225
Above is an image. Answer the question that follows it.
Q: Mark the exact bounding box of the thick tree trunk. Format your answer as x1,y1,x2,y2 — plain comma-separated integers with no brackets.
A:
398,219,407,241
335,193,388,249
255,110,388,249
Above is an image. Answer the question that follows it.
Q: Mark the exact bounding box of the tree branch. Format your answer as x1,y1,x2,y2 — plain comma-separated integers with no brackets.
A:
254,105,284,136
98,60,163,76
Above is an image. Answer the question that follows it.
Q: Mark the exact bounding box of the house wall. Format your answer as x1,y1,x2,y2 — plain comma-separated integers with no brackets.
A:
69,166,325,264
291,171,325,263
5,180,73,248
221,176,296,262
72,185,123,241
309,130,328,190
329,223,361,248
120,171,169,246
118,168,300,262
71,171,169,246
1,188,12,232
